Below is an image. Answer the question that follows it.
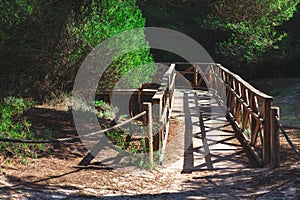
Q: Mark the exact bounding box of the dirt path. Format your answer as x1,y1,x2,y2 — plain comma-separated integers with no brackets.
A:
1,116,299,199
1,80,300,199
0,155,299,199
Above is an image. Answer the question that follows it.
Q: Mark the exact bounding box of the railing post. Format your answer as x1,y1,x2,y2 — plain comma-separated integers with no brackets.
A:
271,107,280,168
152,94,162,153
138,84,142,114
143,102,153,169
194,66,199,87
263,99,272,166
209,65,213,89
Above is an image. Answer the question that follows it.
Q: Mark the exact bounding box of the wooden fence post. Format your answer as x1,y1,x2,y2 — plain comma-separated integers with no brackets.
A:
209,65,213,89
263,99,272,166
271,107,280,168
138,84,142,114
143,102,153,169
194,66,199,87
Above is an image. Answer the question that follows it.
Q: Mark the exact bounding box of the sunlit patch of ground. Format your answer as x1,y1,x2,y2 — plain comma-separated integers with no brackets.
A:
250,78,300,128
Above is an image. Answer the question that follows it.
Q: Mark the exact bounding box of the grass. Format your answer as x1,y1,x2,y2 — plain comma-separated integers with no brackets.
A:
273,92,300,128
0,97,45,162
270,87,296,96
252,78,300,128
106,127,154,169
72,98,155,168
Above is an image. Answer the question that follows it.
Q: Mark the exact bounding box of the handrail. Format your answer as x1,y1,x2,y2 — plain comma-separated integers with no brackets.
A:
174,62,278,167
217,64,273,99
212,63,276,167
151,63,176,164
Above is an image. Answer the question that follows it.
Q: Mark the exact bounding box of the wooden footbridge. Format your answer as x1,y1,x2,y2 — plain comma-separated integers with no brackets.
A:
153,62,279,168
81,62,280,169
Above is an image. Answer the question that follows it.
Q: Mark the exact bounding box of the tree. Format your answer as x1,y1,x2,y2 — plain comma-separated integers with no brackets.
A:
203,0,300,62
0,0,154,100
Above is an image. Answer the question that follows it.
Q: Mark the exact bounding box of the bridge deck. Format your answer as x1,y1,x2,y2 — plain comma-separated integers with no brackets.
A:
162,89,251,172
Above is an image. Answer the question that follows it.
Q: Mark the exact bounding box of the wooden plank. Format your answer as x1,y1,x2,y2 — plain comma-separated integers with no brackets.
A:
97,89,138,93
235,101,242,123
251,122,262,146
179,66,194,76
159,112,171,164
194,64,211,88
196,92,213,169
161,62,217,65
226,87,263,122
152,94,163,122
160,107,168,123
138,86,142,113
242,106,250,131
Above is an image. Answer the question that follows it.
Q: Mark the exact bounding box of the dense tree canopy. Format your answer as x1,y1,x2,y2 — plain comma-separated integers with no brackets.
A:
0,0,154,100
203,0,300,62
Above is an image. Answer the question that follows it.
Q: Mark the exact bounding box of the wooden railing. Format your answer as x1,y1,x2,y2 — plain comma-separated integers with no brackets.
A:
172,62,280,167
152,64,176,163
94,64,176,165
194,63,280,167
95,62,280,168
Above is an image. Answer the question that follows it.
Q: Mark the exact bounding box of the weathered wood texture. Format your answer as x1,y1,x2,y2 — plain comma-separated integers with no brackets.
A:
143,102,154,168
165,62,280,168
152,64,176,163
192,63,280,167
92,62,279,168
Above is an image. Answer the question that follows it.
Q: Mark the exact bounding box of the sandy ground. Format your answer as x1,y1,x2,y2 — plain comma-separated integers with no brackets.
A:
0,79,300,199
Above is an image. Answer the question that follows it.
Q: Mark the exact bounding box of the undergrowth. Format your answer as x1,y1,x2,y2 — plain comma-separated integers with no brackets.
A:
0,97,44,164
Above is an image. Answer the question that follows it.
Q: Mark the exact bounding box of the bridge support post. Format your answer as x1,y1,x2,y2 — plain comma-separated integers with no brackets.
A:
143,102,154,169
271,107,280,168
263,99,272,166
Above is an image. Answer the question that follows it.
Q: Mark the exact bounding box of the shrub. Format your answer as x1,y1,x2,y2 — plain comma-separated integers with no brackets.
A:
76,0,155,89
0,0,155,101
0,97,43,162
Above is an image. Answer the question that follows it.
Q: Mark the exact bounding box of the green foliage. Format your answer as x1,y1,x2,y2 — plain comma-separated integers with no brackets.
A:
94,100,115,119
203,0,300,62
72,98,115,122
75,0,155,89
106,127,153,169
0,97,44,161
106,131,126,148
0,0,81,100
0,0,154,101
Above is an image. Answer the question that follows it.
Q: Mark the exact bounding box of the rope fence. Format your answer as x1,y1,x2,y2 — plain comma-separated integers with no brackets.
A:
277,117,300,157
0,111,147,144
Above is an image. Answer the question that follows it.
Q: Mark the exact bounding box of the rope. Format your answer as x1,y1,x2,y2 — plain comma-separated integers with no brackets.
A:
0,136,80,144
0,111,147,144
277,118,300,157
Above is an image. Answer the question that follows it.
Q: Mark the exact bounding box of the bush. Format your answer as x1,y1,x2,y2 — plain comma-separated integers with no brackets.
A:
0,0,155,101
0,97,43,162
76,0,155,89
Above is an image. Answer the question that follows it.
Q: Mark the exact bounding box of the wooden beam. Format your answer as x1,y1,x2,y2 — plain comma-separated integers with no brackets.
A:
262,99,272,166
271,107,280,168
144,102,154,169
